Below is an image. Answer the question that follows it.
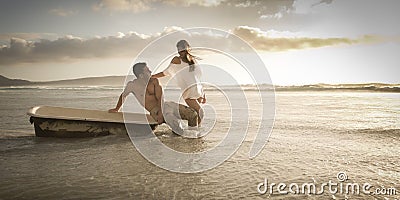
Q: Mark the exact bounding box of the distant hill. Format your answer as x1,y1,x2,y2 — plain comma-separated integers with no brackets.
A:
38,76,127,86
0,75,31,86
0,75,126,87
274,83,400,93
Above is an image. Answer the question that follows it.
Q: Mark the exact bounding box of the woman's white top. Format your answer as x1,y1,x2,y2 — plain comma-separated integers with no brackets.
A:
163,60,203,99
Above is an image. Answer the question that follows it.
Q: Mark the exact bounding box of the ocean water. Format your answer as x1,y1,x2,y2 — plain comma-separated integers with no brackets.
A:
0,86,399,199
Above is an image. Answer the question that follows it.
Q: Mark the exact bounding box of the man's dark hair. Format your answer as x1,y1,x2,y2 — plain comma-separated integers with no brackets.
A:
132,62,147,77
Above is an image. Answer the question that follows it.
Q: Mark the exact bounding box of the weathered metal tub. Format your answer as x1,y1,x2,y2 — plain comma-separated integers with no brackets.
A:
27,106,157,137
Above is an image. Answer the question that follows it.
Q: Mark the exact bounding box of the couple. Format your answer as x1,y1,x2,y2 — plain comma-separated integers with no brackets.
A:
109,40,205,135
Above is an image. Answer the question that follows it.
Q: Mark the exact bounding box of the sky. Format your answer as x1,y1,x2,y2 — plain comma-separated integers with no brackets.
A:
0,0,399,85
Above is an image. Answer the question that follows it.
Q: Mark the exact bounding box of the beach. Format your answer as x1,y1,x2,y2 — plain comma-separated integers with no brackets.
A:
0,87,399,199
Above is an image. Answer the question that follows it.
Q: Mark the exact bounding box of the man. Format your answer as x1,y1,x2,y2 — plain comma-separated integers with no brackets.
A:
109,62,198,134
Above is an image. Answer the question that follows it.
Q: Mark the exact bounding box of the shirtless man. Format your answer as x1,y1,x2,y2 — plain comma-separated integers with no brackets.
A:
108,62,198,133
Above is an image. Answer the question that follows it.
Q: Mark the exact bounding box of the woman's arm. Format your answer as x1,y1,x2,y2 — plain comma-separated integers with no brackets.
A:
151,56,181,78
151,72,166,78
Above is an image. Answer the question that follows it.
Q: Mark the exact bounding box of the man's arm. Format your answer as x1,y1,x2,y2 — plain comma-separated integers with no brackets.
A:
153,78,164,124
108,93,126,113
109,82,133,113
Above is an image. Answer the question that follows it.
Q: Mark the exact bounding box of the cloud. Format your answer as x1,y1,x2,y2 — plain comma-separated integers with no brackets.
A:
230,0,295,19
93,0,227,13
163,0,226,7
311,0,334,7
0,33,58,42
0,26,392,65
0,26,219,65
93,0,153,13
232,26,382,51
288,0,334,15
93,0,296,17
0,32,152,65
260,9,286,19
48,8,78,17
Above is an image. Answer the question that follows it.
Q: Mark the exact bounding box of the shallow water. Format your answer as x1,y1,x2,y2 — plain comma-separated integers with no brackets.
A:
0,87,399,199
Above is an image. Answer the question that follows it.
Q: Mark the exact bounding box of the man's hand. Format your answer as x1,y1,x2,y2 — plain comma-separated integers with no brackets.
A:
197,94,206,104
108,108,119,113
109,94,124,113
157,111,164,124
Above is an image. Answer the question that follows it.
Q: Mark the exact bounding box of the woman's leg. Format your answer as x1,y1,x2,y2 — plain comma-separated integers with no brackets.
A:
185,98,203,125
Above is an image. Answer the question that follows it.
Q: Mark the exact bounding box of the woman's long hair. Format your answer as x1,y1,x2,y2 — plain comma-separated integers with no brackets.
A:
176,40,197,71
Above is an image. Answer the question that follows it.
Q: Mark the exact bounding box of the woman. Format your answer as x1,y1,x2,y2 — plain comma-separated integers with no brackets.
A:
152,40,206,125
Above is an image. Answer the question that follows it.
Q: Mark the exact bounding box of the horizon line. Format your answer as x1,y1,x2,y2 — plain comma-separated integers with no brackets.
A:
1,74,399,87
